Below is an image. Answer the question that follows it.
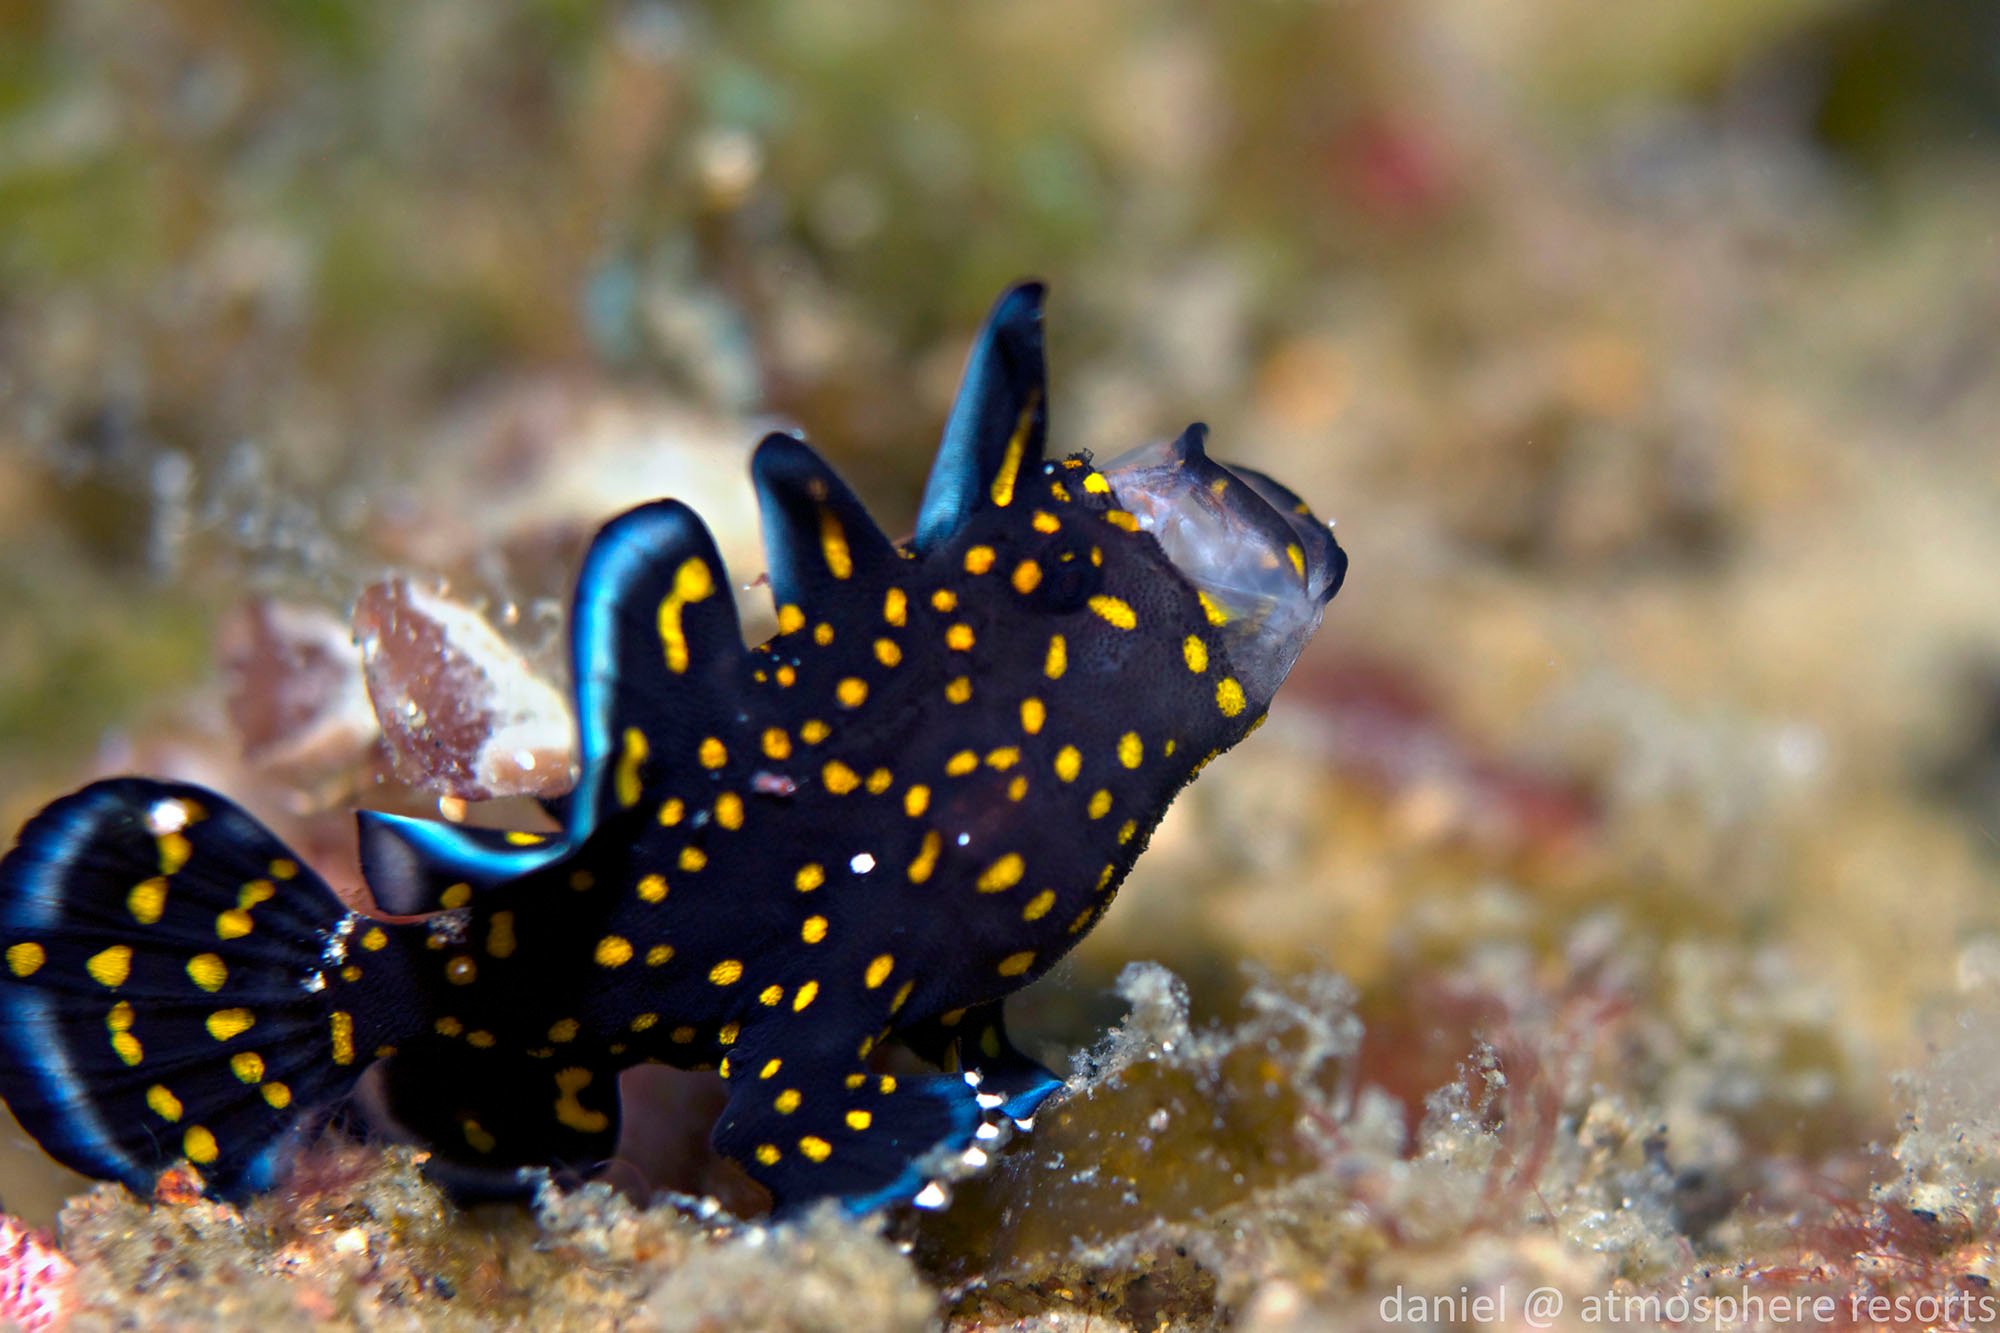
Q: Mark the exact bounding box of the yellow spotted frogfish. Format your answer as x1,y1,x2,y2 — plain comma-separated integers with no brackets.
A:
0,283,1345,1215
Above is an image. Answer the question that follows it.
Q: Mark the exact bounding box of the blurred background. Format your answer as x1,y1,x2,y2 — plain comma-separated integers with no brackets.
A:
2,0,1999,1311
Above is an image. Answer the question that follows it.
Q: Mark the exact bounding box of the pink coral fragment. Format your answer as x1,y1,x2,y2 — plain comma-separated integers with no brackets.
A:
354,578,577,801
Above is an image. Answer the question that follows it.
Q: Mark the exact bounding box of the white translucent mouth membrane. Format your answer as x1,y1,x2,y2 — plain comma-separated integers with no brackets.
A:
1103,425,1346,704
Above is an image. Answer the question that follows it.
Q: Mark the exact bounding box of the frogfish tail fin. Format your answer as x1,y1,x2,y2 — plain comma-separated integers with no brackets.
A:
0,779,417,1198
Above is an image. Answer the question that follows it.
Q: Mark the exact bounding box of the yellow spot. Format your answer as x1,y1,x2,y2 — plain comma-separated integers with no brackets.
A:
931,588,958,612
977,854,1024,893
1198,590,1229,625
776,664,797,687
795,862,825,892
904,785,930,817
659,798,686,827
1030,509,1061,534
679,846,707,872
438,882,472,910
884,587,908,626
908,831,941,884
241,880,277,910
822,760,860,794
638,874,668,903
216,909,252,940
813,622,834,646
436,1016,464,1037
610,728,648,809
157,832,191,875
800,1135,832,1162
487,911,517,958
633,1013,662,1032
845,1109,874,1131
1007,774,1029,802
762,727,792,760
836,677,868,708
504,831,546,846
1097,864,1117,891
463,1120,498,1154
1011,560,1045,598
986,746,1020,770
204,1007,256,1043
964,545,996,575
647,944,673,966
945,676,973,705
147,1085,183,1121
801,719,831,745
1118,819,1138,845
865,954,894,989
596,936,634,968
945,750,978,776
341,964,363,983
1106,509,1140,533
774,1088,802,1114
187,953,227,992
112,1033,143,1066
1216,677,1247,717
361,927,387,952
1090,545,1103,566
1088,790,1113,819
874,638,902,667
263,1082,292,1109
793,979,820,1011
230,1051,265,1084
866,767,893,794
6,942,44,977
1020,698,1046,734
777,603,806,635
447,955,478,985
548,1018,579,1043
127,877,168,925
715,792,744,830
710,959,744,986
846,1073,866,1089
1183,636,1209,673
658,557,716,673
756,1144,782,1166
759,984,784,1007
330,1010,355,1064
269,859,297,880
1118,732,1143,768
698,737,728,769
86,945,132,989
1051,480,1073,502
881,1074,899,1093
1044,634,1067,679
998,951,1036,977
183,1126,218,1165
1023,889,1056,921
946,623,975,651
819,506,853,579
990,401,1035,508
1287,543,1306,578
1083,471,1111,494
891,980,915,1014
719,1022,740,1045
1054,746,1082,782
555,1066,610,1133
1089,595,1137,630
1070,906,1097,934
467,1030,495,1048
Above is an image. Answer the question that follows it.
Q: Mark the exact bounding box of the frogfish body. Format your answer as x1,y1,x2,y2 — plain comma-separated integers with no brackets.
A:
0,283,1345,1214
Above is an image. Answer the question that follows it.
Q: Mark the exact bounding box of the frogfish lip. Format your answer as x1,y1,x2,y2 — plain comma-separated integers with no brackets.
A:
1102,425,1346,704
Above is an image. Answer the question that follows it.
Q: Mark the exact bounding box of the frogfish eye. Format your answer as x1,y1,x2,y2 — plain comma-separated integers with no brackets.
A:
1103,425,1345,704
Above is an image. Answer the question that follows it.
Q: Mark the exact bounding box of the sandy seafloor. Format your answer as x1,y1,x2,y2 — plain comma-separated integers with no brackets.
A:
2,3,1999,1328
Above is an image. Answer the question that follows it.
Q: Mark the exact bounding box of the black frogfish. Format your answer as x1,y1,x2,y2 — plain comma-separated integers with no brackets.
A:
0,283,1346,1215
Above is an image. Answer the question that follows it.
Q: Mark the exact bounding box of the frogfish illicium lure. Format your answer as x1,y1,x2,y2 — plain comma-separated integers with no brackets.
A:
0,283,1345,1214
